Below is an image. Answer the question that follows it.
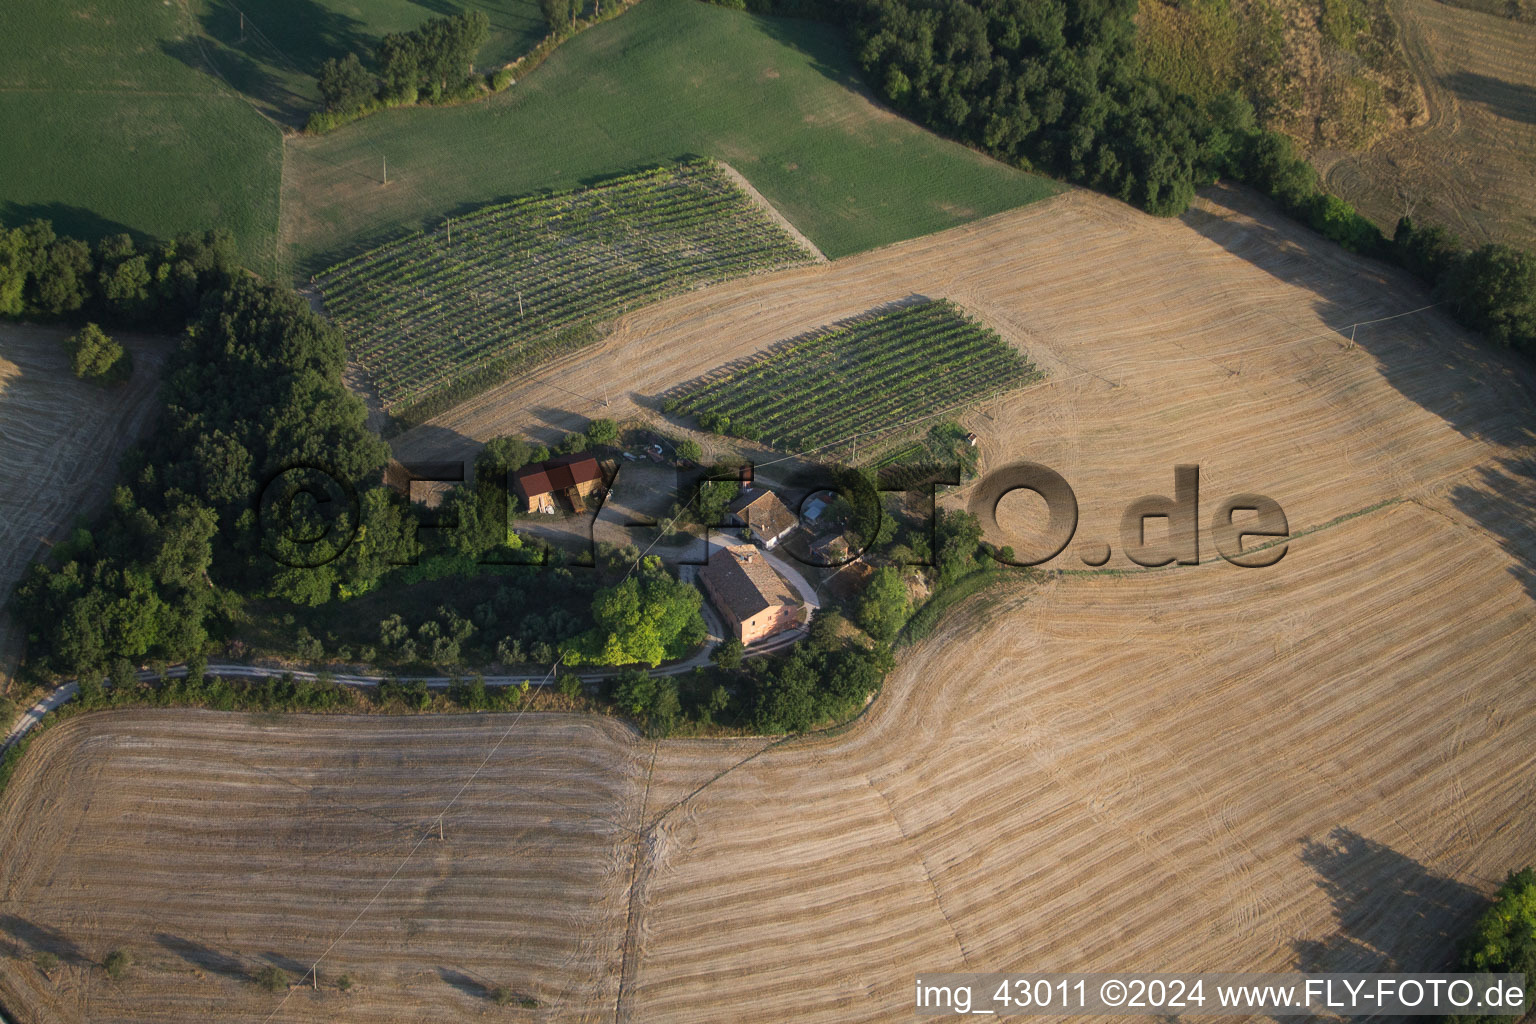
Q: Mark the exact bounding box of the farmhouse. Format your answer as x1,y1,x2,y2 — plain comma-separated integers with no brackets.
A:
699,544,802,645
513,453,604,514
726,487,797,548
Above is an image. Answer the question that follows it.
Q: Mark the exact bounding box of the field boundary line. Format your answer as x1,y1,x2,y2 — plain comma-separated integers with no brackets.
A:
715,161,827,263
258,661,559,1021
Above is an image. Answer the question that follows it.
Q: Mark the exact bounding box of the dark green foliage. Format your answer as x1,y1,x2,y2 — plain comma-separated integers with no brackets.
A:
606,668,682,736
1444,867,1536,1024
554,431,589,455
103,950,130,980
746,613,890,733
11,265,395,682
0,220,236,328
64,323,131,383
933,508,985,585
685,479,741,530
1440,245,1536,352
712,636,744,670
377,11,491,102
540,0,583,30
318,53,376,113
255,965,288,992
856,566,911,641
586,418,619,446
478,436,535,478
1394,217,1463,284
565,565,706,667
1387,221,1536,356
843,0,1215,215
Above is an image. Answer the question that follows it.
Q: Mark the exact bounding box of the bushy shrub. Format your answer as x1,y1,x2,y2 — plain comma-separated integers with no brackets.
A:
64,323,131,382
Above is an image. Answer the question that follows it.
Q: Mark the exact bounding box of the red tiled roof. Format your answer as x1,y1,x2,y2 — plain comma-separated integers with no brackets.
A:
726,488,797,541
512,454,602,498
700,544,799,622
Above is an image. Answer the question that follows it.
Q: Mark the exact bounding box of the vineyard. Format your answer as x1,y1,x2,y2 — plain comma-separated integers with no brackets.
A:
665,300,1039,458
318,160,814,422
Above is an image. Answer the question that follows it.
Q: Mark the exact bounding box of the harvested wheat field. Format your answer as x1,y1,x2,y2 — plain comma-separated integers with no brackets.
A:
0,324,168,695
3,185,1535,1022
0,710,648,1023
1324,0,1536,247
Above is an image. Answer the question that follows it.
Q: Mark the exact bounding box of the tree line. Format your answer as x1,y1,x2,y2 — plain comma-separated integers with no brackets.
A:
710,0,1534,356
313,10,491,127
8,235,401,686
0,221,236,327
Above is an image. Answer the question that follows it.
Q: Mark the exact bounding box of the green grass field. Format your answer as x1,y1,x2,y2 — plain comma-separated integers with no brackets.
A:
321,160,813,420
0,0,282,273
191,0,548,124
0,0,545,275
283,0,1060,272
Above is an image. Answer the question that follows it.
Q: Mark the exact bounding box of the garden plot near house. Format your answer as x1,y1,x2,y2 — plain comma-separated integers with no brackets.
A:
318,160,815,423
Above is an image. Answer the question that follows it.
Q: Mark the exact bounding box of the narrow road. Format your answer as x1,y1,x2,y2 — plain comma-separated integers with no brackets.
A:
2,681,78,750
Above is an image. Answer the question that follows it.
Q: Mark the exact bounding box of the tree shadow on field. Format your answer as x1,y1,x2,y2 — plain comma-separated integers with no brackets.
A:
161,0,374,126
744,9,868,92
1448,456,1536,600
1442,71,1536,126
1180,183,1536,450
1292,828,1487,973
437,966,491,999
0,202,141,248
0,915,87,966
261,951,311,976
154,933,251,982
1181,183,1536,605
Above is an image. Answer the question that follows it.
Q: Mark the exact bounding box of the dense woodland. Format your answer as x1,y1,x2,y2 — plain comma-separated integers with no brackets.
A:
311,11,493,129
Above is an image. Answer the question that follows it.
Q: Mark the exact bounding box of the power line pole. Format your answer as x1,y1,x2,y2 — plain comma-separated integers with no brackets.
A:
382,156,387,185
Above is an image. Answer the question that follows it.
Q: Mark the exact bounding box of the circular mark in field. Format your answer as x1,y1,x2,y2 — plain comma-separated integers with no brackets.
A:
1079,539,1111,567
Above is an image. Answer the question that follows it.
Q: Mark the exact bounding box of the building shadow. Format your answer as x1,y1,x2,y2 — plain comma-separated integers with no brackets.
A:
1292,827,1486,973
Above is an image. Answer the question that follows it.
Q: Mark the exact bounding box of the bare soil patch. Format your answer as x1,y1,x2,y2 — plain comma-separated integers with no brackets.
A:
1323,0,1536,246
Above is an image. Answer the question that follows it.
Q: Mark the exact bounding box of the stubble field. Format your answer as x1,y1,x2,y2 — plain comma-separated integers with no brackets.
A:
1323,0,1536,247
2,185,1534,1021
